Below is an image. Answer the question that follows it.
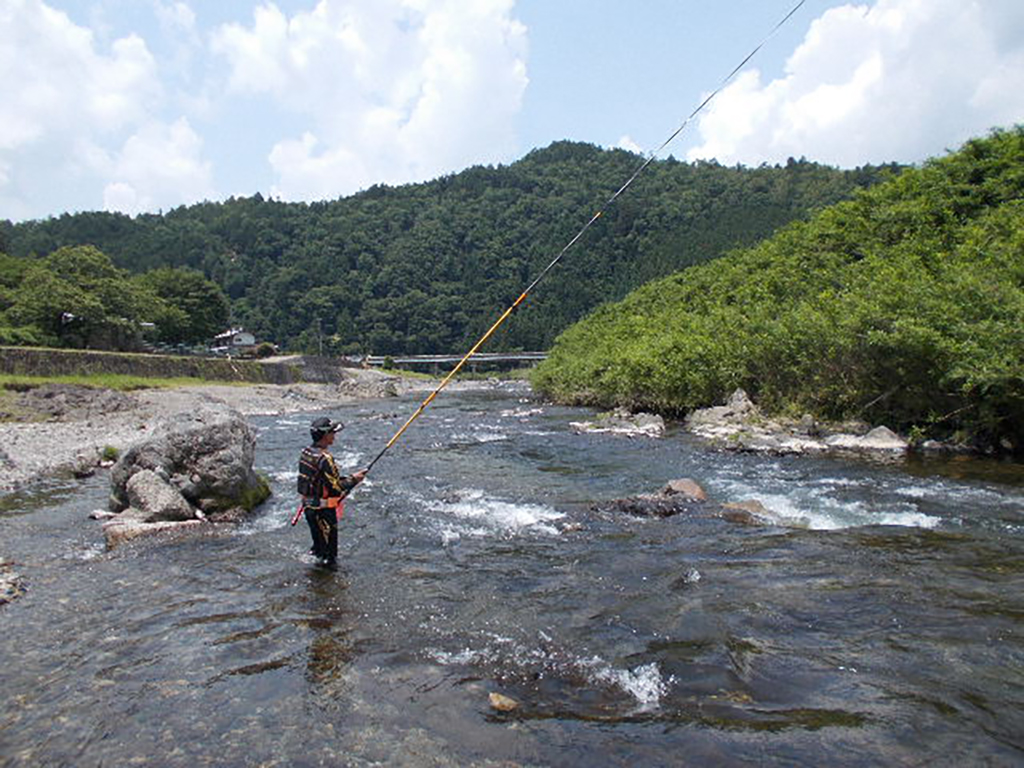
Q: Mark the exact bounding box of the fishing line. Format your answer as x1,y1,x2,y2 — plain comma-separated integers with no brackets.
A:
362,0,808,474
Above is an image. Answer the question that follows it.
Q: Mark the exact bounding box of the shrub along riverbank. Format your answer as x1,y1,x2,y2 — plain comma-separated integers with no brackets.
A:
532,127,1024,454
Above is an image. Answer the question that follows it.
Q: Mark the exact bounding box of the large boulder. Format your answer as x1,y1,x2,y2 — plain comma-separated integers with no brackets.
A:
110,404,266,515
104,404,270,547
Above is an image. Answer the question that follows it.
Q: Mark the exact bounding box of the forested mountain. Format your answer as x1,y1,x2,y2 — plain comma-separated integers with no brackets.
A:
1,142,897,354
533,128,1024,452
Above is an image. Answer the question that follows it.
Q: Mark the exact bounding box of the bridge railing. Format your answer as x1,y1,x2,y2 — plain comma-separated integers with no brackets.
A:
365,351,547,372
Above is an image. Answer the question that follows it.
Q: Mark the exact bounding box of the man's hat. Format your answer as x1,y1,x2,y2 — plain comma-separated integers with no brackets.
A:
310,416,343,441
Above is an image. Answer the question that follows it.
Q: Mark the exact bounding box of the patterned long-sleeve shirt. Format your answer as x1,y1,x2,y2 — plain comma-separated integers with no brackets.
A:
298,445,359,506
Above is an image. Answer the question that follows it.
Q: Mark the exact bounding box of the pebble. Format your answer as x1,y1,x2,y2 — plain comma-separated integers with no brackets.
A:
488,692,518,712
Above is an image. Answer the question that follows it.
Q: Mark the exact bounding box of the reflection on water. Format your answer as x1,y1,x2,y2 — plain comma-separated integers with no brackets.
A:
1,383,1023,766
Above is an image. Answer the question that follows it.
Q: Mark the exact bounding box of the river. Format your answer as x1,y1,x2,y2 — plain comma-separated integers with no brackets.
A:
2,382,1023,766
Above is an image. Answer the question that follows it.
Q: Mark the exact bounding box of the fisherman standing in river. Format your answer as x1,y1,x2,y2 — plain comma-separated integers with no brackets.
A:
297,416,367,569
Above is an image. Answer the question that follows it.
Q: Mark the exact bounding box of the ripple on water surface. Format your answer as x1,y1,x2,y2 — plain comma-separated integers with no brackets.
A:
2,389,1023,767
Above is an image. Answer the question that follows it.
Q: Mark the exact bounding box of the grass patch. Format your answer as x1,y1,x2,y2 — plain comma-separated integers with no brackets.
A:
377,368,439,381
0,373,241,392
0,389,38,421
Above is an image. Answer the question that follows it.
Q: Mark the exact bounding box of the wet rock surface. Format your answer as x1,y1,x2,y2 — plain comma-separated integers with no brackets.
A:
0,559,25,606
596,478,770,525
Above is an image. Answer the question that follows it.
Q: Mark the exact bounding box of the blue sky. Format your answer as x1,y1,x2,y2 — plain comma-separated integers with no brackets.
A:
3,0,1023,222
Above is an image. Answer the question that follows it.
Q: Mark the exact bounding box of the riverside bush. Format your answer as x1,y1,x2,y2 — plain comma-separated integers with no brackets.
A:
533,127,1024,452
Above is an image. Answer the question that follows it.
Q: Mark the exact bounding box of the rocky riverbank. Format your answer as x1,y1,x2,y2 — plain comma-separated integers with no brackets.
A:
573,389,972,459
0,368,424,493
683,389,915,457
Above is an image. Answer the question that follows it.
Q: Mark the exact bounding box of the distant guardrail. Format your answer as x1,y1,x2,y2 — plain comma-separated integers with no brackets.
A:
365,351,547,371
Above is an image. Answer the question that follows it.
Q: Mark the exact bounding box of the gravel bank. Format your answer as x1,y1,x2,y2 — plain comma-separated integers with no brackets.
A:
0,368,430,493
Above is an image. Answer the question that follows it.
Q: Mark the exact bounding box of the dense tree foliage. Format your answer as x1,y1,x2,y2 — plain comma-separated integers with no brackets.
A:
2,246,159,349
3,143,896,355
0,246,227,350
134,267,230,343
533,128,1024,452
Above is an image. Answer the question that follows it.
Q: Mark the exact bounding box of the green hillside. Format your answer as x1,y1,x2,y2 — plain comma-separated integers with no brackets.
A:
1,142,895,355
533,127,1024,453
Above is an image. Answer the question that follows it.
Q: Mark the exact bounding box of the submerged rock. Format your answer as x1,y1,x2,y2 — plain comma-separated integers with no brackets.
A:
597,478,715,519
720,500,770,525
1,559,25,605
600,495,705,519
660,478,708,501
102,518,206,549
104,404,270,547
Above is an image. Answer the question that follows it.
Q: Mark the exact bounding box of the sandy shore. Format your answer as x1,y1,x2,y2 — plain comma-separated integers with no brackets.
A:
0,368,433,493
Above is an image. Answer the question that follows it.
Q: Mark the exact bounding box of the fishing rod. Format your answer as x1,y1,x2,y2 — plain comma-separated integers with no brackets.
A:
362,0,808,475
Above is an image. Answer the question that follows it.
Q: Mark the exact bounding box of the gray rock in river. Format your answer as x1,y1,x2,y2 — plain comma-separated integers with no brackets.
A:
685,389,909,458
571,407,665,438
597,478,774,526
600,495,705,519
125,469,199,522
1,559,25,605
104,404,270,547
824,426,908,452
596,478,717,519
661,478,708,501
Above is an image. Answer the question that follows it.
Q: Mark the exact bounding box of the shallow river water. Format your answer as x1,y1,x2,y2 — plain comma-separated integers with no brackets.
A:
2,383,1024,766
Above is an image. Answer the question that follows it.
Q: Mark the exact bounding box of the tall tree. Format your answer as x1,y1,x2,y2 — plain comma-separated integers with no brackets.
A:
134,267,230,343
5,245,159,350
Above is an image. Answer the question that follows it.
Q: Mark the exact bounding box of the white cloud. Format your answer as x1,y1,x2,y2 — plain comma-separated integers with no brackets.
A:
101,118,214,215
0,0,158,149
153,0,202,80
687,0,1024,167
153,0,197,35
616,135,644,155
212,0,529,200
0,0,213,219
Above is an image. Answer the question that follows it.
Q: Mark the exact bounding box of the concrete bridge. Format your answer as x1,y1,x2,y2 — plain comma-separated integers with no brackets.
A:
365,351,547,373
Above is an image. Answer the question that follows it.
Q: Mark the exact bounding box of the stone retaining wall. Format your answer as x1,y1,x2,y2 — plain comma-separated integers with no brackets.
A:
0,346,299,384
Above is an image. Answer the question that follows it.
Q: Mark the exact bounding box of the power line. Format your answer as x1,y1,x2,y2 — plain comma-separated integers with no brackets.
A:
364,0,809,473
